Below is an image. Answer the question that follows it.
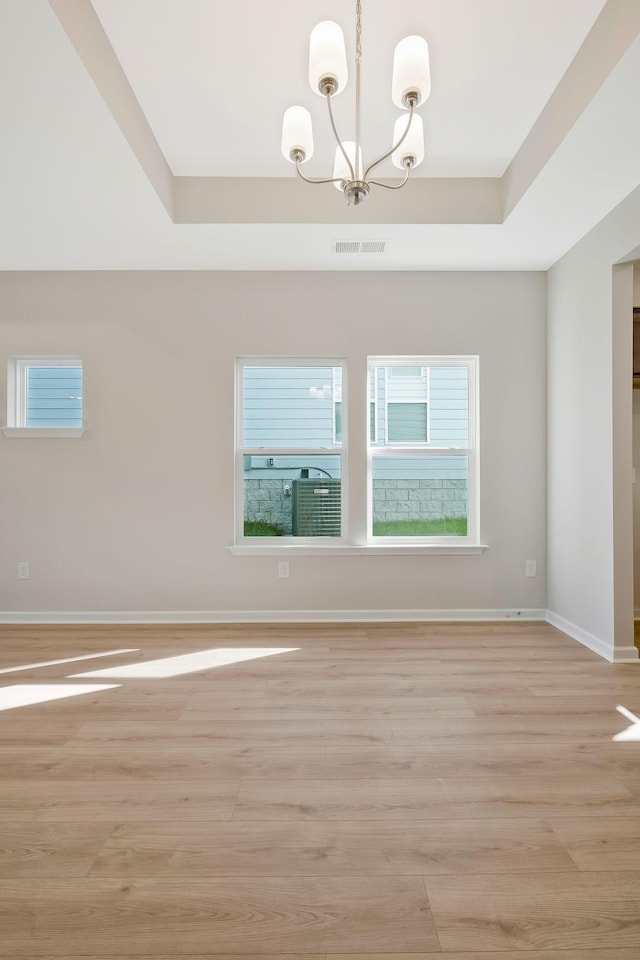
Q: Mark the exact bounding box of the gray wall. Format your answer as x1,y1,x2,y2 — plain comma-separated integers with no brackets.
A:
548,185,640,659
0,270,546,615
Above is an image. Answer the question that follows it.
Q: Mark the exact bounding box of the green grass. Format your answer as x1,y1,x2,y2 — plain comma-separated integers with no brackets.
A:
245,516,466,537
244,520,284,537
372,516,467,537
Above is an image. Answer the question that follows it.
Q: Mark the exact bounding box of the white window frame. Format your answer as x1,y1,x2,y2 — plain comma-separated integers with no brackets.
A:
3,355,85,438
236,357,348,545
368,356,479,546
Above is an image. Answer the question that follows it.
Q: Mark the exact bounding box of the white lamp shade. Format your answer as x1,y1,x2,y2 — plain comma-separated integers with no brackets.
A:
309,21,348,96
392,35,431,107
281,105,314,162
333,141,362,189
392,112,424,169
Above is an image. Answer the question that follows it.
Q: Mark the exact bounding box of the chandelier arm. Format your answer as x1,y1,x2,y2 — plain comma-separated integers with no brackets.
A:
368,167,412,190
326,94,356,181
363,103,415,181
295,160,346,186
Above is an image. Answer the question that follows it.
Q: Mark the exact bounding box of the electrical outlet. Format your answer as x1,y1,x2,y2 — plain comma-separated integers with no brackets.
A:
17,561,30,580
525,559,537,578
278,561,290,579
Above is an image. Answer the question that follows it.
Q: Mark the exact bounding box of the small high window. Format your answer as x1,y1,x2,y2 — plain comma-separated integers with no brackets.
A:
5,356,84,436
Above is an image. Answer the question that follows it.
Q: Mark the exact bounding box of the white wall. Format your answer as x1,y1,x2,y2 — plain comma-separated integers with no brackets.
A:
0,271,546,618
548,186,640,660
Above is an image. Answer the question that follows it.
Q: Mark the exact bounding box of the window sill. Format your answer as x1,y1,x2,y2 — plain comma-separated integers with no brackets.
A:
229,543,488,557
2,427,86,438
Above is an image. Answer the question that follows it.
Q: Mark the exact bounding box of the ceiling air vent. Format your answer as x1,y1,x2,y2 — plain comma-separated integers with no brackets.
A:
333,240,386,254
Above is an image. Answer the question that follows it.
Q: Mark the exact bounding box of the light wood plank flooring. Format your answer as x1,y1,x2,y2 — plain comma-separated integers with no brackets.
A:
1,621,640,958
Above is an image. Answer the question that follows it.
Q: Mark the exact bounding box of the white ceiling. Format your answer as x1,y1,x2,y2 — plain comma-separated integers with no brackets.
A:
90,0,606,178
0,0,639,271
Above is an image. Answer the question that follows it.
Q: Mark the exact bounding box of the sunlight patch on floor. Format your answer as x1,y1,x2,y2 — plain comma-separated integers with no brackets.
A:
70,647,300,679
0,683,120,711
0,648,139,675
613,704,640,741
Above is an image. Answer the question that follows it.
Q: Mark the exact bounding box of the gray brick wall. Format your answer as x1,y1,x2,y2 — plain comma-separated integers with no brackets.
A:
372,478,467,522
244,480,293,534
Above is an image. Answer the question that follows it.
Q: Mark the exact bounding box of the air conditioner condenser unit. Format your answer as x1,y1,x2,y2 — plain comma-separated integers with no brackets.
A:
291,478,341,537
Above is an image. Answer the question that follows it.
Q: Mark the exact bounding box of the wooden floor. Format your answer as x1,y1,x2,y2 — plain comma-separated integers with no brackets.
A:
1,621,640,958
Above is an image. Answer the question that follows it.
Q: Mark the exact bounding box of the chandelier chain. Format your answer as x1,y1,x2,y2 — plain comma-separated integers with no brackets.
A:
356,0,362,64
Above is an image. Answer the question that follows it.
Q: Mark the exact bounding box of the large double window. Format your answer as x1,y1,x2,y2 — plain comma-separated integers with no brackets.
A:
236,356,478,547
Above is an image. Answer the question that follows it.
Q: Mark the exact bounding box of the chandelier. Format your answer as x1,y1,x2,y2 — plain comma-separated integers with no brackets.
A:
280,0,431,206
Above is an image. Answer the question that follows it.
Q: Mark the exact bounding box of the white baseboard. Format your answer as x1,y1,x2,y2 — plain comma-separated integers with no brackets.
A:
611,646,640,662
6,608,635,661
0,608,547,625
545,609,612,660
545,610,639,663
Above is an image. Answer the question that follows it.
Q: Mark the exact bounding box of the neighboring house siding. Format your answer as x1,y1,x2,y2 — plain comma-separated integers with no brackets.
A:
243,366,336,449
370,366,469,448
243,366,468,481
372,457,467,480
245,368,467,448
27,366,82,427
429,366,469,447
